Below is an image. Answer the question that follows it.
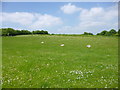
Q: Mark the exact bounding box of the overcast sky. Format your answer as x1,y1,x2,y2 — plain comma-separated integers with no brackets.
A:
1,2,118,34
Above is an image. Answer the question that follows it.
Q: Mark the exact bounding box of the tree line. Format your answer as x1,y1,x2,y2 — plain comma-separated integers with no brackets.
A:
83,29,120,36
0,28,49,36
0,28,120,36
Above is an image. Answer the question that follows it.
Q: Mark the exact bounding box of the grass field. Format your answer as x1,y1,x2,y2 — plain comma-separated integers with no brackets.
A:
2,35,118,88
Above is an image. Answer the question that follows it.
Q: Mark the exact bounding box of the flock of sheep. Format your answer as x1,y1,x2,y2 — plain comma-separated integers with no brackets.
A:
41,41,91,48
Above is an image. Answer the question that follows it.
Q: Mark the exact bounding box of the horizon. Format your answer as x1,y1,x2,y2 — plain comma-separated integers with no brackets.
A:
1,27,118,35
1,2,118,34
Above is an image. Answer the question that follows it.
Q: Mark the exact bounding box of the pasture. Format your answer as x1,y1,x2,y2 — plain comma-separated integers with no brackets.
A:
2,35,118,88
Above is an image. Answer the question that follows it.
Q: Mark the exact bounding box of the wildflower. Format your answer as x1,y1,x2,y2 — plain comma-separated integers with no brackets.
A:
68,79,70,82
7,80,10,83
101,76,104,78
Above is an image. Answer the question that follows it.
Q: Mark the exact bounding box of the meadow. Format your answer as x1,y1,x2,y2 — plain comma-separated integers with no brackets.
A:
2,35,118,88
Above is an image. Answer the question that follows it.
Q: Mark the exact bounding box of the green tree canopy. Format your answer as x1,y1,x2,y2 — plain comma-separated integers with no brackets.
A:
1,28,49,36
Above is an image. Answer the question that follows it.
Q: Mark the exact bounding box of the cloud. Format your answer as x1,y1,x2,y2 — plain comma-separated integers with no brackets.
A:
1,12,62,29
79,5,118,32
29,14,62,29
2,12,34,25
61,3,82,14
80,7,104,21
80,6,118,22
58,4,118,34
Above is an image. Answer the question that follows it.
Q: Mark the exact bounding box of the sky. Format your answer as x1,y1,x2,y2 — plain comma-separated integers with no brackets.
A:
1,2,118,34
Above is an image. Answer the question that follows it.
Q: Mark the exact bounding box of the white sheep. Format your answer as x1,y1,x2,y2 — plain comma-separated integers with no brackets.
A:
41,42,44,44
60,44,64,46
86,45,91,48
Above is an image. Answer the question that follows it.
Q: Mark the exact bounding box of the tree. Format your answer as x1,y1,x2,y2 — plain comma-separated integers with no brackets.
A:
15,30,22,35
0,29,2,36
105,32,112,36
118,29,120,36
32,30,48,34
96,33,100,35
89,33,93,35
2,28,16,36
99,30,108,35
83,32,93,35
2,28,8,36
21,30,31,35
109,29,117,35
97,29,117,36
32,30,41,34
84,32,88,35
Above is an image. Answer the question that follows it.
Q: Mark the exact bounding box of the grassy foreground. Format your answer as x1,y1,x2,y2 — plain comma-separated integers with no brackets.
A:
2,35,118,88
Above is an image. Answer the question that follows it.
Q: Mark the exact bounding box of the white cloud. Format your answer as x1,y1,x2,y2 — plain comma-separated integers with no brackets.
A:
1,12,62,29
2,12,34,25
61,3,82,14
79,5,118,32
30,14,62,29
58,5,118,34
80,6,118,22
80,7,104,21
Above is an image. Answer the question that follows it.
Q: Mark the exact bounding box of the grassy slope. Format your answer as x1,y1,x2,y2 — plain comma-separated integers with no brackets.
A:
2,35,118,88
0,36,2,89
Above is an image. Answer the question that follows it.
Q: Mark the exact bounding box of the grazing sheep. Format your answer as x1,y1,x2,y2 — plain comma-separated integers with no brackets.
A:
86,45,91,48
41,42,44,44
60,44,64,46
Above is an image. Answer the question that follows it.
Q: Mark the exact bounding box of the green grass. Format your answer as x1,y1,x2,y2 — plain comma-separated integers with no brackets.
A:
0,36,2,89
2,35,118,88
